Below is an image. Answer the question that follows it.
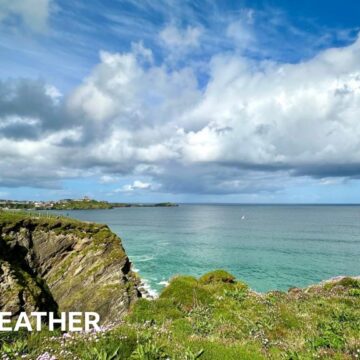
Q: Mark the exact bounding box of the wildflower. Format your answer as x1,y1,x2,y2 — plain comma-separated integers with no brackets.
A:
36,352,57,360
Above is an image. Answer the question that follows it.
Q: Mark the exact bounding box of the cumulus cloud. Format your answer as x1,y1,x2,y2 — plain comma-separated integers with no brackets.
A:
0,0,51,32
2,36,360,194
181,39,360,176
0,79,76,140
116,180,154,192
131,41,154,64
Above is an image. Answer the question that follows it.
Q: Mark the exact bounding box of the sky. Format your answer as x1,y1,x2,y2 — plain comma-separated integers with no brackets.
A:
1,0,360,203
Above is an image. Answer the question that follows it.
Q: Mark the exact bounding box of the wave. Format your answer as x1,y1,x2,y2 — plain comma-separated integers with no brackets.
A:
131,255,155,262
131,263,159,298
158,280,169,287
141,278,158,298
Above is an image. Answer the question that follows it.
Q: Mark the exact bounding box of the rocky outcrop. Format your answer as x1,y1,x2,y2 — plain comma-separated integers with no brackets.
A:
0,212,141,323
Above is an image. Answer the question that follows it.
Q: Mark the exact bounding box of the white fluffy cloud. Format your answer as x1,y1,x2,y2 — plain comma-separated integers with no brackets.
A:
68,50,200,126
179,40,360,171
69,36,360,177
2,35,360,194
116,180,154,192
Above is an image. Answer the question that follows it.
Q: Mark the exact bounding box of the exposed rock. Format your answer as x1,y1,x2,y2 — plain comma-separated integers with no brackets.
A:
0,212,141,324
0,260,58,316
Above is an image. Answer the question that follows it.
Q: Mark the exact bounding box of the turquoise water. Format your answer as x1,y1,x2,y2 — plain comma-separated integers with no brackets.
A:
55,205,360,294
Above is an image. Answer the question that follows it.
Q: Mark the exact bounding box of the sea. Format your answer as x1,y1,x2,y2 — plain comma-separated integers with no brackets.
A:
53,204,360,296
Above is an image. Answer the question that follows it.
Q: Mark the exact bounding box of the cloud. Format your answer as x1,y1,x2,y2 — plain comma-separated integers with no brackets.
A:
226,9,255,51
159,24,203,62
2,35,360,195
45,85,63,104
0,79,76,140
99,175,121,184
0,0,51,32
131,41,154,64
116,180,154,192
159,24,202,49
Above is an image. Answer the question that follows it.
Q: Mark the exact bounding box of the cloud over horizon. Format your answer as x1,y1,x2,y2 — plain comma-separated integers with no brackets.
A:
1,31,360,198
1,2,360,201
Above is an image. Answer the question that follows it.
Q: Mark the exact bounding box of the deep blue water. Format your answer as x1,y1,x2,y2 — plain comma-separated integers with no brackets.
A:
54,205,360,294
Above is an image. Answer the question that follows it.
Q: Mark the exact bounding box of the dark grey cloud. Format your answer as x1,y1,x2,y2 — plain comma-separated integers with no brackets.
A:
0,79,74,139
293,164,360,178
148,163,283,195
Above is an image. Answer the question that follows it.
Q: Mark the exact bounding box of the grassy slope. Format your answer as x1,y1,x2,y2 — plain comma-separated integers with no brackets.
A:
0,210,101,242
52,200,113,210
1,270,359,359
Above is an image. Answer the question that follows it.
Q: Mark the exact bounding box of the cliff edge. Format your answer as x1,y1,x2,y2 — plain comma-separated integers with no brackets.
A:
0,211,141,324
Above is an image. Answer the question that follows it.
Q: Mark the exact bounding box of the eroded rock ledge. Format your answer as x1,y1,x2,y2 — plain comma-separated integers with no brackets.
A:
0,211,141,324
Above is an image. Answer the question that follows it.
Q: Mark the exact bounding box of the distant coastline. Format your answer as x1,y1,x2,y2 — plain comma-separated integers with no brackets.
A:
0,197,178,211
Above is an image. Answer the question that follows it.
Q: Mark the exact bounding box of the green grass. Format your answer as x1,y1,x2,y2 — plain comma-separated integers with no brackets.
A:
1,212,358,358
0,209,106,233
52,200,113,210
1,271,359,359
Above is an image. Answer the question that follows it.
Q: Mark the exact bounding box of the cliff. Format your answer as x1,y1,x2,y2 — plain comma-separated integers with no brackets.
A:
0,211,141,324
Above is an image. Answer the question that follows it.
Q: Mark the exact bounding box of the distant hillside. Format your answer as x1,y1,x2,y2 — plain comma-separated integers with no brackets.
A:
0,199,178,210
52,199,113,210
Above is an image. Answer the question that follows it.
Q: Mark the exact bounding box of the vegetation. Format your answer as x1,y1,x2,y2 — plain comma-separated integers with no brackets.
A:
0,270,359,359
53,201,179,209
0,202,33,210
0,200,178,210
0,209,94,236
52,199,113,210
0,210,140,325
153,202,179,207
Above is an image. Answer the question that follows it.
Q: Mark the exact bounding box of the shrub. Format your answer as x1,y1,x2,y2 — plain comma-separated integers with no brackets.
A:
129,298,183,323
130,340,168,360
224,286,248,302
183,348,205,360
337,277,360,289
160,276,211,310
83,346,121,360
0,339,28,358
348,288,360,297
199,270,235,285
188,306,215,336
311,321,345,350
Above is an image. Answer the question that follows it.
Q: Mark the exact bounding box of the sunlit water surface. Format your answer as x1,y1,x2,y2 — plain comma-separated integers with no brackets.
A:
53,205,360,294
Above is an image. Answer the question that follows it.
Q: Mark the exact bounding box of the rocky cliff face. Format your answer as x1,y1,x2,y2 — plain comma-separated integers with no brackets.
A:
0,212,141,324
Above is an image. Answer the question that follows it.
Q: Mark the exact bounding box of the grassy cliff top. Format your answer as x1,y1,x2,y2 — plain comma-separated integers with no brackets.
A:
1,270,359,359
0,210,114,245
0,209,100,228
